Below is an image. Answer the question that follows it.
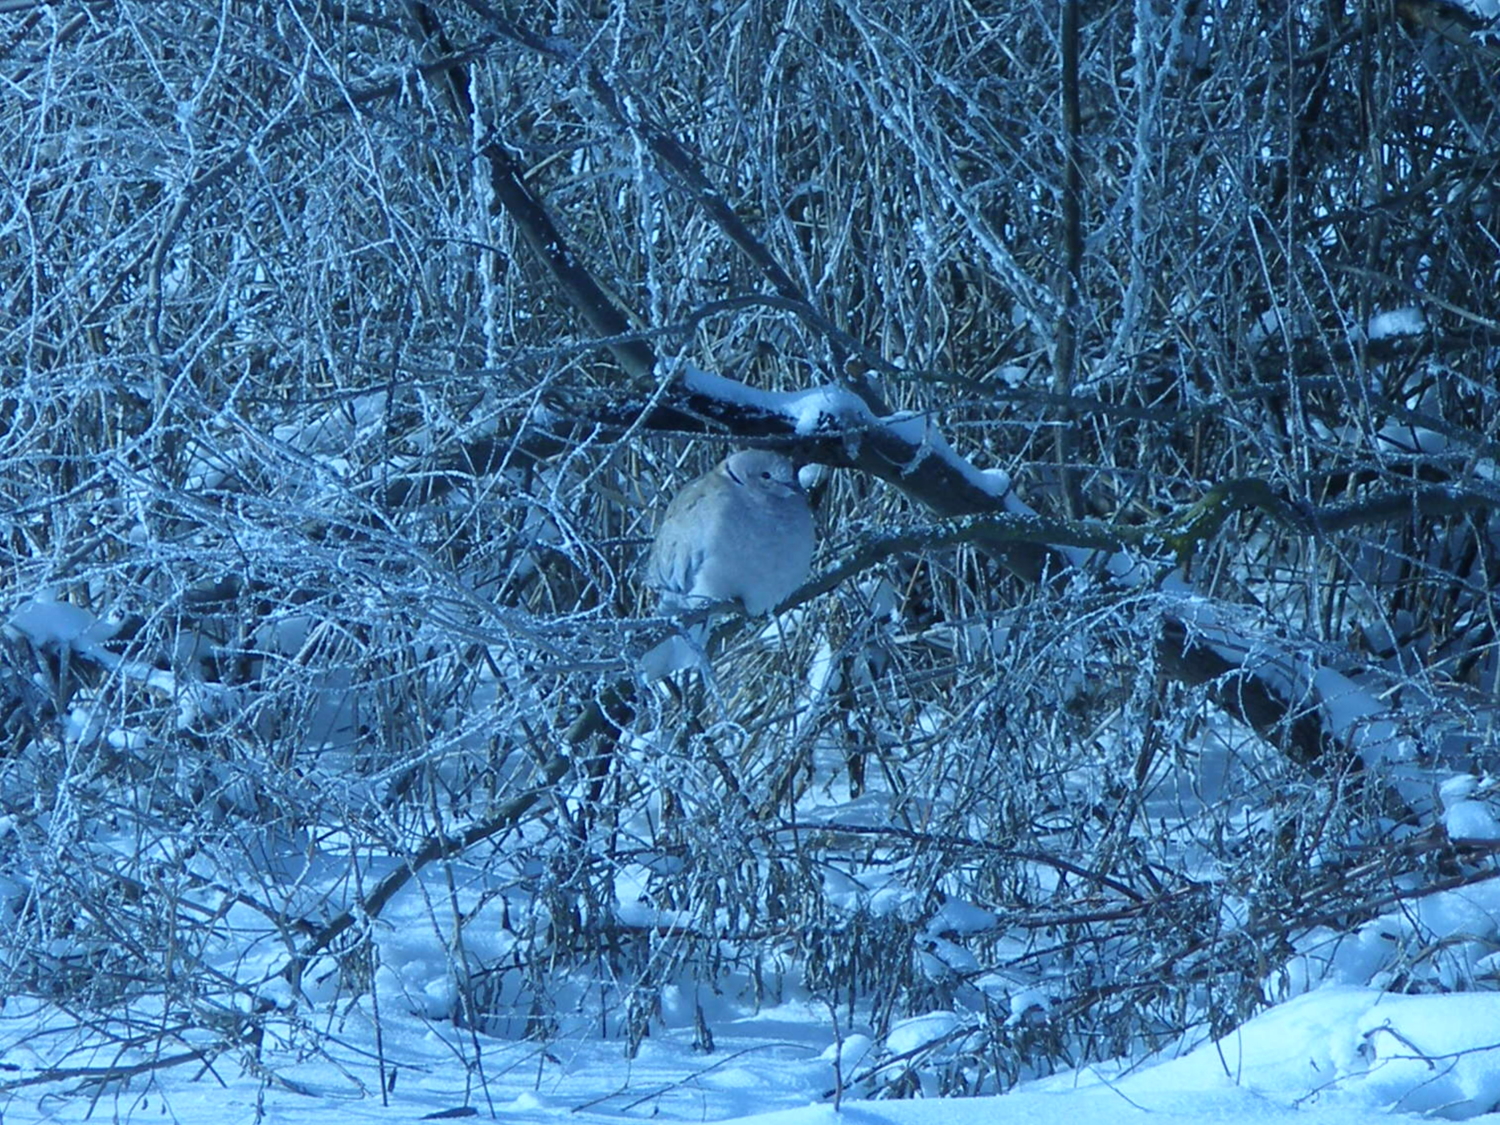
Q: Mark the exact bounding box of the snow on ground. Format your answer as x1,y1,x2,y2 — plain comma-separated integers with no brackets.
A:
7,980,1500,1123
8,561,1500,1125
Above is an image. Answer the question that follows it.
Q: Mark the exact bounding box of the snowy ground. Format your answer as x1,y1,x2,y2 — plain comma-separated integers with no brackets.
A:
7,592,1500,1122
7,978,1500,1124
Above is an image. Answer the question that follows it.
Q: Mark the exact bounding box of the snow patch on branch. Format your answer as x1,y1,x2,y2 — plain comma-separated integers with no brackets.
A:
1312,667,1413,766
680,370,1017,496
878,409,1011,496
6,594,229,729
1160,575,1424,780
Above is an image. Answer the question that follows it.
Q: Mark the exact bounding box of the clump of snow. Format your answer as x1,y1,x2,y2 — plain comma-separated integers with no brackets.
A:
781,385,872,435
980,466,1012,494
820,1032,875,1071
1441,776,1500,841
677,367,874,438
6,595,101,647
1367,307,1427,339
885,1011,960,1055
1004,988,1052,1026
927,897,997,936
1442,775,1481,802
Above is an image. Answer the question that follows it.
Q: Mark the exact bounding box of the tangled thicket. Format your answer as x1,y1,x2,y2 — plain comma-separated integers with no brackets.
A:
2,0,1498,1101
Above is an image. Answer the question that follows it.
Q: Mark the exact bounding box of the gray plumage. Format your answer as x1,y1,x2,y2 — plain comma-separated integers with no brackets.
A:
647,450,814,616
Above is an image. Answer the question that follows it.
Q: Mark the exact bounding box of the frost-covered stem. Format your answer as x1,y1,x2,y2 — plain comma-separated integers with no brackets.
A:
1108,0,1187,364
1054,0,1084,519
